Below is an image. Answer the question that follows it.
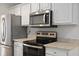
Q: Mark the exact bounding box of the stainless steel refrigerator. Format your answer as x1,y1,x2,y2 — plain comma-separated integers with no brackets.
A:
0,14,27,56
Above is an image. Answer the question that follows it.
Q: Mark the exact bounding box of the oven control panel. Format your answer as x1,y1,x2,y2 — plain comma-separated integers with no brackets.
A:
36,31,57,38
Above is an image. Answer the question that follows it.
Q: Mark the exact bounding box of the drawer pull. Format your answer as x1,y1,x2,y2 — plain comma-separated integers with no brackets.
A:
54,52,56,54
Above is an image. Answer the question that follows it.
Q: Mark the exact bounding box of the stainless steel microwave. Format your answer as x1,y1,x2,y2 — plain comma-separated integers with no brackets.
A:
29,10,52,27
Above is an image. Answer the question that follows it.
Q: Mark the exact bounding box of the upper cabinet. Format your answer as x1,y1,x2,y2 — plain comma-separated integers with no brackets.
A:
30,3,39,13
39,3,51,10
9,7,15,15
9,5,21,16
52,3,78,25
30,3,52,13
21,4,30,26
14,5,21,16
9,3,79,26
9,3,30,26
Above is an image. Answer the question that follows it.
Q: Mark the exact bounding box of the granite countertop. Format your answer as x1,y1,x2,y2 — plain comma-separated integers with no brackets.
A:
13,35,36,42
44,42,79,50
13,36,79,50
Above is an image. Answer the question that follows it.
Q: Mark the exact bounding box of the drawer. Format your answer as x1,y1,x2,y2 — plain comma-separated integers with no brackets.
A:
46,48,68,56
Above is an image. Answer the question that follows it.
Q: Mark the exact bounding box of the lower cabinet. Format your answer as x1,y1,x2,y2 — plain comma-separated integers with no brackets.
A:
14,42,23,56
46,48,79,56
14,42,79,56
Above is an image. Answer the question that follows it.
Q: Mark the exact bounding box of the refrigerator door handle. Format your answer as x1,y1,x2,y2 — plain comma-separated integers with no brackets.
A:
2,17,6,42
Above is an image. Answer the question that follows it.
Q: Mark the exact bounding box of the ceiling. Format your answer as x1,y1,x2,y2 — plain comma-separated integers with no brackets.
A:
0,3,20,7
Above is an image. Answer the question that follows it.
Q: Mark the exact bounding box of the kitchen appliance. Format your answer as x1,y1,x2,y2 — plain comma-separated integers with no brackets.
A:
23,31,57,56
0,14,27,56
30,9,52,27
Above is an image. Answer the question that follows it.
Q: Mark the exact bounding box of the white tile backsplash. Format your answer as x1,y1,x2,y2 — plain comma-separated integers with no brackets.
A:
28,25,79,41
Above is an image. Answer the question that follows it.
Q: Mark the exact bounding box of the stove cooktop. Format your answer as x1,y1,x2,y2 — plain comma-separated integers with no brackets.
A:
23,31,57,46
23,40,49,46
23,39,56,46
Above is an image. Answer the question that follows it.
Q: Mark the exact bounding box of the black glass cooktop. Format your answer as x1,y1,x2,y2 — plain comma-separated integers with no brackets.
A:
23,36,57,46
23,40,46,46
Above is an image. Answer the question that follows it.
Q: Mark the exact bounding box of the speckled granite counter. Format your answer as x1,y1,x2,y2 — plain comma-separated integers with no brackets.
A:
13,35,36,42
44,42,79,50
13,36,79,50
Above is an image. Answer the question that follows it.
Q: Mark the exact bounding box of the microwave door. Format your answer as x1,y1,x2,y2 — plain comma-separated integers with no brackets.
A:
30,15,44,25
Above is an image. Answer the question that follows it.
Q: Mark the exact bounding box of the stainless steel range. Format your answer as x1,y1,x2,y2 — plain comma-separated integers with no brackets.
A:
23,31,57,56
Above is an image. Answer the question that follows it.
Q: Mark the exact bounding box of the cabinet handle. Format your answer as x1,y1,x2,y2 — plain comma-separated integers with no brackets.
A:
54,52,56,54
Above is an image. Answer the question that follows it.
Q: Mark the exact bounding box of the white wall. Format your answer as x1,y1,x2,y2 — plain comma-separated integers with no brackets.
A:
56,25,79,39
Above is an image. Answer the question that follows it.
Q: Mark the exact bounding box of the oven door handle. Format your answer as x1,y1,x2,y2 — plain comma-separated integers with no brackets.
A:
23,44,43,49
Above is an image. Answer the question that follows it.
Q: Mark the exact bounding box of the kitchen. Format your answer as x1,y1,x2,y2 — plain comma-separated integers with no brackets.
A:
0,3,79,56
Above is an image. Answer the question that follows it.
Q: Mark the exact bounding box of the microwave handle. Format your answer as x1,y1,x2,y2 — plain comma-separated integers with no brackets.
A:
43,14,45,23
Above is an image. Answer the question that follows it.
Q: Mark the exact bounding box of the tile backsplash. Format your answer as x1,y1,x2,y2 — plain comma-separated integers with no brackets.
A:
28,24,79,40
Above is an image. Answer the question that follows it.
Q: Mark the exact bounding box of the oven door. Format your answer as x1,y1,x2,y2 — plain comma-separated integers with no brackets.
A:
23,44,45,56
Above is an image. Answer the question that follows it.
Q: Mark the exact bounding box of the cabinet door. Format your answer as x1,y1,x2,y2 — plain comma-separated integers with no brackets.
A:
14,45,19,56
31,3,39,13
46,53,53,56
21,4,30,26
40,3,51,10
52,3,54,11
53,3,72,25
14,46,23,56
14,42,23,56
14,5,21,16
9,5,21,16
46,48,68,56
9,8,15,15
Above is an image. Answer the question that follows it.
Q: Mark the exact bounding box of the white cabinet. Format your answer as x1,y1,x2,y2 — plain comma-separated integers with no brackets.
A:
9,3,30,26
14,5,21,16
14,42,23,56
39,3,51,10
46,48,67,56
52,3,54,11
30,3,51,13
9,5,21,16
46,48,79,56
9,7,15,15
52,3,78,25
21,4,30,26
30,3,39,13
